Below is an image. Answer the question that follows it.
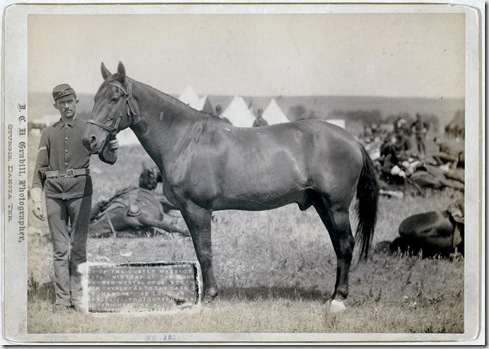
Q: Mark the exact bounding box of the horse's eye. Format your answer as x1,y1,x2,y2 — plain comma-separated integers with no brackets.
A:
110,96,120,103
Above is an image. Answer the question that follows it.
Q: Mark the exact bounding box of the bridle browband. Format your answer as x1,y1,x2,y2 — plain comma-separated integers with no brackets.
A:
87,80,139,135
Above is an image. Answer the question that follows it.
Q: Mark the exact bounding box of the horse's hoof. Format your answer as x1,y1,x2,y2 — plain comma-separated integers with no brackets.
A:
202,290,218,304
202,295,217,305
327,299,346,313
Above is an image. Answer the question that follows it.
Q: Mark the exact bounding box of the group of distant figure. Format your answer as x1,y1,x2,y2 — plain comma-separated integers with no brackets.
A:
444,121,465,140
360,113,465,196
360,114,466,259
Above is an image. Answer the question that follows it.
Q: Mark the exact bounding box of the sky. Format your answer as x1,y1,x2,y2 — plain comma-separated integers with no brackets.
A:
28,13,465,98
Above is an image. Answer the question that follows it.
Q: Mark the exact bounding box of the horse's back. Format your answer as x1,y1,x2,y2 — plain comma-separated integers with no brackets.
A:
175,118,363,210
220,119,361,161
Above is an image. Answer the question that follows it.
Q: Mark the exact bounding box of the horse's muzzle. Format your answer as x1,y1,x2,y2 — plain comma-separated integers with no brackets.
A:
82,132,104,154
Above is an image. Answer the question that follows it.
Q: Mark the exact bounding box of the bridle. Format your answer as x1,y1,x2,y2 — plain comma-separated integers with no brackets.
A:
87,80,139,135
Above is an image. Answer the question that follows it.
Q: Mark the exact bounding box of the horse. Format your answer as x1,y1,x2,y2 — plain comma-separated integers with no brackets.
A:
82,62,379,312
408,165,464,192
89,186,189,238
390,198,464,258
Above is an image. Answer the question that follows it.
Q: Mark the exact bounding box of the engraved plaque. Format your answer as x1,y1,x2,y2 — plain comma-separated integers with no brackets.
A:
88,262,201,313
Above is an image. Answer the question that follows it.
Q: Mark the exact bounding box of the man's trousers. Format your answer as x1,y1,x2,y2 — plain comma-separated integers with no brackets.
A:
45,195,92,306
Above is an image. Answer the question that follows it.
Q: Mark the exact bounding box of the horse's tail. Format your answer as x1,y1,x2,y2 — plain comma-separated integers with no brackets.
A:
355,143,379,259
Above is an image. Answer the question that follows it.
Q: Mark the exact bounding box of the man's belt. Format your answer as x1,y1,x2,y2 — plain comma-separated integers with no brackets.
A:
45,169,90,178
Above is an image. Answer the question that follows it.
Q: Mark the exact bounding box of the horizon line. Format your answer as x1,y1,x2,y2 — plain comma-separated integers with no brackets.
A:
29,90,465,101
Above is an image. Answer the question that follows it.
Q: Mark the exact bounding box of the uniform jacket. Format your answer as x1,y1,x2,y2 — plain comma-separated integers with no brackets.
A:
32,117,117,200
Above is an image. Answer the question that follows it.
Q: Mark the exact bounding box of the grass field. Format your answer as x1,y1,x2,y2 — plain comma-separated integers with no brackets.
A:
26,132,465,337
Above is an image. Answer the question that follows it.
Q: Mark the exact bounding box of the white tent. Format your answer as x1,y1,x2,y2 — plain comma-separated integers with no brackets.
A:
222,96,256,127
178,85,202,109
178,84,214,113
199,96,215,114
326,119,346,129
262,98,289,125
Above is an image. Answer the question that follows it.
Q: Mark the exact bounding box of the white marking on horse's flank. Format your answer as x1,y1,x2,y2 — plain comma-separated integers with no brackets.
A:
329,299,346,313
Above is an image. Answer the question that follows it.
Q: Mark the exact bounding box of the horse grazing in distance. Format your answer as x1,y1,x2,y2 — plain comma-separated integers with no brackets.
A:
82,62,379,312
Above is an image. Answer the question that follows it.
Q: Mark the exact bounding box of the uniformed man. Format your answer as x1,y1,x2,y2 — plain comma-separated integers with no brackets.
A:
252,108,268,127
411,113,429,157
214,104,231,124
30,84,119,313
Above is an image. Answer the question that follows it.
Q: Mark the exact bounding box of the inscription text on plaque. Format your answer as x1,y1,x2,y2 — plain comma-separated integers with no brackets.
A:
88,262,200,313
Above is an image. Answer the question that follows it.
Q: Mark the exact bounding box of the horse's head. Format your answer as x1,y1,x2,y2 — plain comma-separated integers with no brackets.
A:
82,62,140,154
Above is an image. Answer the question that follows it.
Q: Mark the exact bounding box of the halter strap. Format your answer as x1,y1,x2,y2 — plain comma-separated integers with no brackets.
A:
86,117,122,134
87,80,138,134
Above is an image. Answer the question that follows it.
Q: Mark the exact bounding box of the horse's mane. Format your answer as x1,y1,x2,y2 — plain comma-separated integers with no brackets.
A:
129,76,230,125
97,73,231,128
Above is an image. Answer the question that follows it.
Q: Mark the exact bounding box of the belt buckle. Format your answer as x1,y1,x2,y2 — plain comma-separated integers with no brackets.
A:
66,169,75,177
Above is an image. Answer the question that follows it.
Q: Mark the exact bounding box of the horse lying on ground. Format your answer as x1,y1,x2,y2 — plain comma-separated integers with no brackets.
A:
89,186,189,238
408,164,464,193
376,199,464,258
82,62,379,312
378,168,464,199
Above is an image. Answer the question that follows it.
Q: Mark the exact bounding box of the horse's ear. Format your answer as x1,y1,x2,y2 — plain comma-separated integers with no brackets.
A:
101,63,112,80
117,62,126,79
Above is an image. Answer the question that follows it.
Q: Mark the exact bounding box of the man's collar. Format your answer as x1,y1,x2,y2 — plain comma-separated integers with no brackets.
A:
58,117,79,128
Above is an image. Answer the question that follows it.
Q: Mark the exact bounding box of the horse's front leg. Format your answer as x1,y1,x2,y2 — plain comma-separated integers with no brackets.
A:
181,202,218,302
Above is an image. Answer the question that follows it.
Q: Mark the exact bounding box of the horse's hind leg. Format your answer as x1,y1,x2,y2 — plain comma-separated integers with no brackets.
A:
313,197,355,311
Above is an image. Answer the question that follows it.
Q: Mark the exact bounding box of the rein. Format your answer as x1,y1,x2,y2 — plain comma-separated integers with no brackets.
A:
87,80,138,135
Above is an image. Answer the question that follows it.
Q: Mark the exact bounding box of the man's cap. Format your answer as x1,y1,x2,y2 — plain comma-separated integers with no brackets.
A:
52,84,76,101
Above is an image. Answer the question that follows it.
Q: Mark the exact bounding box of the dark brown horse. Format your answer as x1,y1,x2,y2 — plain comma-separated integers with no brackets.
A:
391,199,464,258
82,62,379,312
89,186,189,238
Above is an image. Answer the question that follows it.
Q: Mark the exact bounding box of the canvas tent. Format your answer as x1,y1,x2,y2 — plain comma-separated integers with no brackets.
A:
262,98,289,125
445,110,464,139
199,96,215,114
222,96,256,127
178,85,214,113
326,119,346,129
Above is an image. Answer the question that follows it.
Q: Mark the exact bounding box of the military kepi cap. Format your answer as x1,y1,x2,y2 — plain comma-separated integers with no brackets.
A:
52,84,76,101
